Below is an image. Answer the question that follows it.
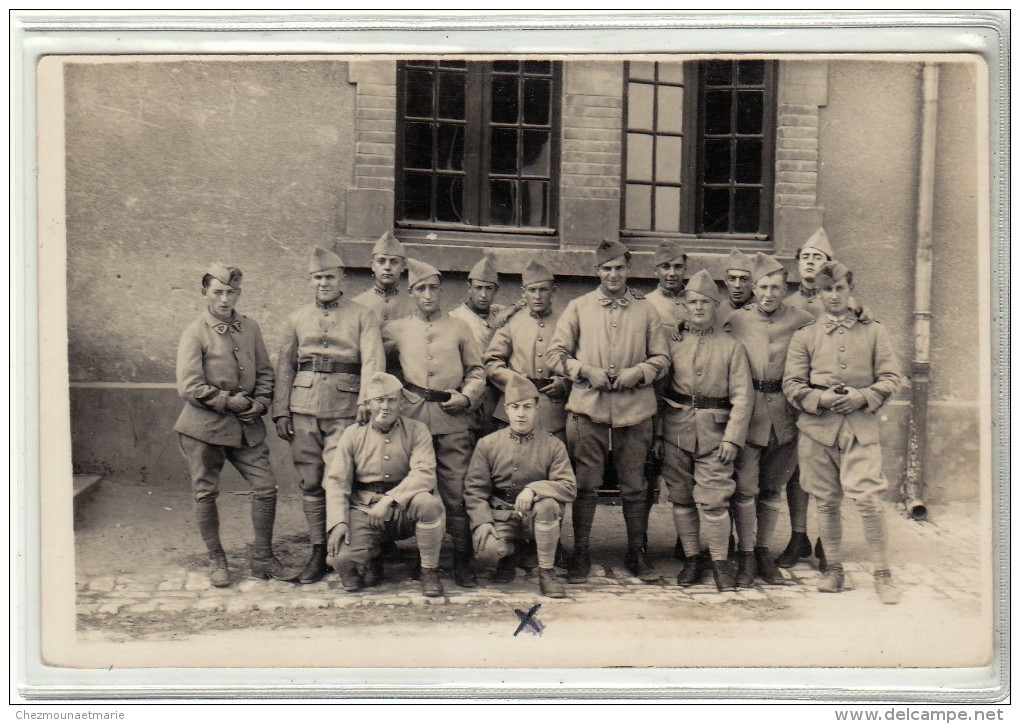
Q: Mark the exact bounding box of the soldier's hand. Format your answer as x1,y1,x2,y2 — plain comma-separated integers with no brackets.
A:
514,488,537,516
327,523,350,559
226,392,251,413
612,366,644,391
817,389,842,411
275,416,294,441
717,441,739,464
237,399,265,424
582,365,613,391
472,522,496,554
440,390,471,413
356,403,370,425
831,387,867,414
367,496,393,529
540,378,569,401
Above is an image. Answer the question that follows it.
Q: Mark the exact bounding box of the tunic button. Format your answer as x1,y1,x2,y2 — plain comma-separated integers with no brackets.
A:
612,323,618,328
384,439,390,444
513,467,518,472
537,337,543,342
539,323,545,328
234,348,240,352
840,364,847,369
239,366,244,371
537,368,543,373
427,356,433,360
323,342,328,347
427,371,434,376
384,474,391,479
536,352,543,357
383,455,390,460
839,347,846,352
609,364,616,369
697,372,702,376
766,397,772,402
839,329,845,335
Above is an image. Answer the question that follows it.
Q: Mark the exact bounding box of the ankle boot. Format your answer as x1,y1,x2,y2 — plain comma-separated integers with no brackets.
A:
814,537,828,573
775,532,811,568
298,543,329,584
817,563,845,593
735,551,756,588
363,556,383,588
453,550,478,588
538,568,566,599
494,553,518,584
711,558,737,592
624,547,660,583
420,567,444,597
250,497,301,582
338,562,363,592
209,550,230,587
623,501,659,582
754,546,786,585
873,569,900,605
252,553,302,582
677,551,707,587
567,541,591,584
517,538,538,571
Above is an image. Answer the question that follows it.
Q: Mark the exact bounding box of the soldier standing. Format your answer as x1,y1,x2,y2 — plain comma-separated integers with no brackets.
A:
645,241,688,329
323,371,446,597
272,247,385,584
725,253,814,586
351,230,416,327
716,248,756,327
659,270,753,592
464,374,577,599
783,261,903,604
548,240,669,584
382,258,487,587
175,264,300,586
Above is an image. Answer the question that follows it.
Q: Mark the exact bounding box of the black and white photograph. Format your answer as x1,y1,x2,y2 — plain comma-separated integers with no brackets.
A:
17,11,1006,702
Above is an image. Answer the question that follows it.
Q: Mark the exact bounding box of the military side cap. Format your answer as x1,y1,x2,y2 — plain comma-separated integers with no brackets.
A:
372,230,406,258
724,248,754,274
407,257,442,288
205,263,243,288
800,227,835,259
503,372,541,405
654,241,688,266
684,268,721,303
308,246,344,274
818,260,852,284
364,371,404,401
522,259,554,287
595,239,631,266
752,252,786,282
468,254,499,284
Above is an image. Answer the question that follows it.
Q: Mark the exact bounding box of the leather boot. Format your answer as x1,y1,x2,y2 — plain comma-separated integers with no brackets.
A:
625,547,660,583
209,550,230,587
873,569,900,605
538,568,566,599
677,551,707,587
494,553,518,584
252,553,302,582
338,562,363,592
407,557,422,581
623,500,659,582
517,539,538,571
363,557,383,588
817,563,845,593
567,492,597,583
448,516,478,588
298,543,329,584
251,497,301,582
453,551,478,588
420,567,444,598
814,537,828,573
674,536,688,564
567,542,591,584
775,532,812,568
754,546,787,585
711,558,737,592
735,551,756,589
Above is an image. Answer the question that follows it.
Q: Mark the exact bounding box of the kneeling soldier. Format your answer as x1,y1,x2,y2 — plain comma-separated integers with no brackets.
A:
324,372,446,597
464,374,577,599
658,269,753,592
783,262,903,604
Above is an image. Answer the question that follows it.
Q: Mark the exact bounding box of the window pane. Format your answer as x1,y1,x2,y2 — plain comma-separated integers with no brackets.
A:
439,60,466,69
403,172,432,220
489,179,517,225
735,139,763,183
738,60,765,86
436,124,464,171
625,184,652,229
626,133,653,183
523,78,551,125
657,85,684,133
734,189,761,232
705,62,733,86
491,74,519,124
404,70,434,118
703,139,731,184
655,186,681,232
627,82,654,130
736,91,764,134
523,60,551,75
435,175,463,223
655,135,682,184
492,60,519,73
522,130,550,176
490,127,519,175
658,62,684,84
438,72,465,120
702,188,730,232
704,90,732,135
522,180,548,226
629,61,656,81
404,122,433,169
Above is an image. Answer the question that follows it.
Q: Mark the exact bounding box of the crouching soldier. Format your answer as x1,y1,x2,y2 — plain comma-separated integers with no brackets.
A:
783,262,903,604
464,374,577,599
323,371,446,597
658,269,753,592
175,264,300,586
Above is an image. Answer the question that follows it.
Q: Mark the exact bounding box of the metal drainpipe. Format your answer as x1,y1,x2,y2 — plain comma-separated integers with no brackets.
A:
900,62,940,521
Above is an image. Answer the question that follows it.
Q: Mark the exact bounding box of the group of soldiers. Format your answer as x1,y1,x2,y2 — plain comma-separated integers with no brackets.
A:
174,227,903,605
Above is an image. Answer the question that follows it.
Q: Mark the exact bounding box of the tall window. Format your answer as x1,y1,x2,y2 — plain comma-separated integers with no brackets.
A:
396,61,559,235
622,59,776,244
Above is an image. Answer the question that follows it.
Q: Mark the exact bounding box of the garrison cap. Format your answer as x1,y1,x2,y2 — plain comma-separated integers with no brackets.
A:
364,371,404,401
468,254,499,284
308,247,344,274
503,373,541,406
372,230,406,259
684,269,721,303
522,260,554,287
798,227,835,259
752,252,786,283
407,257,442,288
205,263,243,289
654,241,688,266
817,261,852,285
724,248,754,274
595,239,632,266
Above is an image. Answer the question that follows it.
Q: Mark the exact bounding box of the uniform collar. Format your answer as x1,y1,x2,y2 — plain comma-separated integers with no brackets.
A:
316,294,342,310
373,285,400,298
684,322,715,336
755,302,783,317
657,285,684,299
509,429,534,443
798,285,819,299
204,309,242,333
371,418,402,435
529,308,553,319
416,309,444,323
598,288,632,307
823,313,856,333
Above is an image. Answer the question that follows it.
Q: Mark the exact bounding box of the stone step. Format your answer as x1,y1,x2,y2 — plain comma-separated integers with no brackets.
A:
72,474,103,519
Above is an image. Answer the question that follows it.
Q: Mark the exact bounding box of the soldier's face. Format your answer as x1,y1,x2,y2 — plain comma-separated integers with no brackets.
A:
754,272,788,313
655,261,686,292
368,394,403,429
798,248,828,283
411,277,442,314
683,291,718,328
204,279,241,320
371,255,405,289
820,277,853,315
725,270,753,305
466,280,498,312
310,268,344,303
596,257,629,295
522,281,555,314
506,398,538,435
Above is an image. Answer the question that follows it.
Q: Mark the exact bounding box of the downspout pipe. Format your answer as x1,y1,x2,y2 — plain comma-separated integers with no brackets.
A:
900,62,940,521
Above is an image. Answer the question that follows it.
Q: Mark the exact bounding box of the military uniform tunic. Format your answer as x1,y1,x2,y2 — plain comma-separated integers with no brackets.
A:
351,285,416,326
645,287,687,329
784,285,825,318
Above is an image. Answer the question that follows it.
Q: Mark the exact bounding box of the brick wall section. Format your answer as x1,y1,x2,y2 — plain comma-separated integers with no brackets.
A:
346,62,396,238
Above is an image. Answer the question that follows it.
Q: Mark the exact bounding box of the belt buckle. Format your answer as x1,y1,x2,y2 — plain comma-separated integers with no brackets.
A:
310,357,325,373
691,393,703,408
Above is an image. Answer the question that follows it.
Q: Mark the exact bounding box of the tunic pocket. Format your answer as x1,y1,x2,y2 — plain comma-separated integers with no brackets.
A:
292,371,314,388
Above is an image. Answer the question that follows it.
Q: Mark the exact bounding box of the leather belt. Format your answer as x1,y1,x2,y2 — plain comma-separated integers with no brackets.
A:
404,382,453,403
753,378,783,394
663,388,732,410
359,481,397,495
298,357,361,375
491,487,521,505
